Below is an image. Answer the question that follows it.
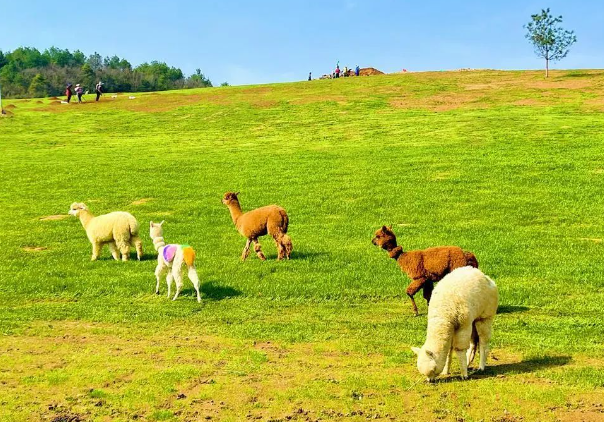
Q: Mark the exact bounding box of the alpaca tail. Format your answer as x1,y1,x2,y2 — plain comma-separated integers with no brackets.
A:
182,246,196,267
464,251,478,268
279,208,289,234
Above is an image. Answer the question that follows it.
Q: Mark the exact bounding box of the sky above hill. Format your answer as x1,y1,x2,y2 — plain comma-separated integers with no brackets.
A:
1,0,603,85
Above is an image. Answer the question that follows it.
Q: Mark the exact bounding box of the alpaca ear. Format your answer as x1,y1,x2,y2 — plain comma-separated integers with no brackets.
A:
382,225,389,232
411,347,421,356
150,221,154,227
159,220,165,226
388,225,393,230
234,192,240,196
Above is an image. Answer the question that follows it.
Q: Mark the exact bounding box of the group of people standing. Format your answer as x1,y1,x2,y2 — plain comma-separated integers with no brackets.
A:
312,64,361,81
64,81,104,103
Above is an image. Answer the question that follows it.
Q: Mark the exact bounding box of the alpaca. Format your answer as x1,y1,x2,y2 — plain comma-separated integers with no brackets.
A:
222,192,292,261
372,226,478,316
411,266,498,381
149,221,201,302
68,202,142,261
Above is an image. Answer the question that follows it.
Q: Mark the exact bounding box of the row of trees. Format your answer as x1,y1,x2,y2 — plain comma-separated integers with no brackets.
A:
0,47,215,98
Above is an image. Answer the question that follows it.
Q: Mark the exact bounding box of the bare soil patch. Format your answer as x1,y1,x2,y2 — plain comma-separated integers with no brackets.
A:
22,246,48,252
131,198,153,205
40,214,69,221
5,104,17,109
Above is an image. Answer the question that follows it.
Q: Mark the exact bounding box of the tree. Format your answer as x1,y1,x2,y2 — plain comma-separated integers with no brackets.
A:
0,50,7,69
28,73,49,98
80,63,95,90
525,8,577,78
220,82,229,87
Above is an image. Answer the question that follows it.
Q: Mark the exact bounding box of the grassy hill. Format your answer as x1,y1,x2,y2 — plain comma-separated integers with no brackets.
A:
1,70,603,421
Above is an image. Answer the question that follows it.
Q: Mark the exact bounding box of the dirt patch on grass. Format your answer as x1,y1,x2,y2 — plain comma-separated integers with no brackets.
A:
531,79,593,90
40,214,69,221
5,104,17,109
514,98,549,106
131,198,153,205
579,238,603,244
558,409,604,422
22,246,48,252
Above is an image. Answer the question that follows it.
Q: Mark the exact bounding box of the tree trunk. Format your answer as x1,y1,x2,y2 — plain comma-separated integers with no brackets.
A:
545,58,549,78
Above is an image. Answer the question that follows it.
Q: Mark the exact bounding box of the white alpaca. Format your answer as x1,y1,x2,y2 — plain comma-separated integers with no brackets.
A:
411,266,498,381
68,202,142,261
149,221,201,302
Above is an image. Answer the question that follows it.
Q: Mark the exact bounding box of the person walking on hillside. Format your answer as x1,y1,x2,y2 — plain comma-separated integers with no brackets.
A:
335,65,340,78
355,65,360,76
95,81,103,102
308,72,312,81
344,66,348,77
75,84,84,103
65,83,73,103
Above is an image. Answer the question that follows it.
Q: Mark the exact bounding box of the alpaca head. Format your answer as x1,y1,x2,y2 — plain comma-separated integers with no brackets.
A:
372,225,398,250
149,220,165,239
412,347,439,382
68,202,88,217
222,192,240,206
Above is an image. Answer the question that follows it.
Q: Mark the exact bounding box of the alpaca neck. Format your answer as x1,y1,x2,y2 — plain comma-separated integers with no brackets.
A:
78,210,94,229
383,239,404,260
227,201,243,225
424,317,455,373
152,235,166,251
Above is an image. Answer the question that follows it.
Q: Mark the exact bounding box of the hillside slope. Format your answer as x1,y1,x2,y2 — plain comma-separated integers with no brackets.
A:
1,70,603,421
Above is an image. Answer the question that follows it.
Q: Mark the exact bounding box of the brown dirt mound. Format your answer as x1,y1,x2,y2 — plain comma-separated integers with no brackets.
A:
1,110,14,117
50,101,62,106
36,100,43,104
359,67,384,76
5,104,17,109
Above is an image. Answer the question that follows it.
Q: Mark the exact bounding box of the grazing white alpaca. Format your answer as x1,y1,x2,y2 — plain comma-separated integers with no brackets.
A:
68,202,142,261
149,221,201,302
411,266,498,381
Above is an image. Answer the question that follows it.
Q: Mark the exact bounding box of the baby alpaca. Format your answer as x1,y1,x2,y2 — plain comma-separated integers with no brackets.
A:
222,192,293,261
150,221,201,302
372,226,478,316
68,202,142,261
412,266,498,381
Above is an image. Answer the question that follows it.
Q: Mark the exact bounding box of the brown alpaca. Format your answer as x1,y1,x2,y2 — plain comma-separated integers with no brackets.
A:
372,226,478,316
222,192,293,261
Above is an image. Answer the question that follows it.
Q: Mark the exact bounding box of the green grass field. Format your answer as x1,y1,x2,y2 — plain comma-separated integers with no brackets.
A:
1,70,603,422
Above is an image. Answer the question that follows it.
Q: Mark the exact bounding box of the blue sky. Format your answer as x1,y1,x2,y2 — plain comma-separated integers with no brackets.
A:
1,0,602,85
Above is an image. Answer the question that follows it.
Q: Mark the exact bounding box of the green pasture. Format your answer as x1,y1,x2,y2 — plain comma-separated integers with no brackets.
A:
0,70,603,421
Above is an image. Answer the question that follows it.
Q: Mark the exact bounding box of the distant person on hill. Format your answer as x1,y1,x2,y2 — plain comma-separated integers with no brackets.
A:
344,66,348,77
95,81,103,101
355,65,360,76
65,84,73,103
75,84,84,103
335,65,340,78
308,72,312,81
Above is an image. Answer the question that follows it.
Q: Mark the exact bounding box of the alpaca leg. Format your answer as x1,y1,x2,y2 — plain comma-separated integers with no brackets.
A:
456,349,469,379
131,236,143,261
155,261,167,295
406,278,424,316
441,346,453,376
108,242,120,261
253,239,266,261
172,269,183,301
241,239,251,261
474,318,494,371
422,281,434,305
91,242,102,261
166,271,174,298
187,265,201,303
117,241,130,261
282,235,293,259
274,235,285,260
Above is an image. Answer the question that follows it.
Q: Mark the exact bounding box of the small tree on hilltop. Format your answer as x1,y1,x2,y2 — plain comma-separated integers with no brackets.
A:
525,8,576,78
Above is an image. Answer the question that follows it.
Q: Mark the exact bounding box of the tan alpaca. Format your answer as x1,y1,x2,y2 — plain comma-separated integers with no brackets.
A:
222,192,293,261
68,202,143,261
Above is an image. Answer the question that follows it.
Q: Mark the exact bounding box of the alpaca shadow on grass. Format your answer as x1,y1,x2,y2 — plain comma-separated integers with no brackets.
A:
198,281,242,301
433,355,571,384
95,253,155,262
472,355,571,378
262,250,329,261
497,305,529,314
